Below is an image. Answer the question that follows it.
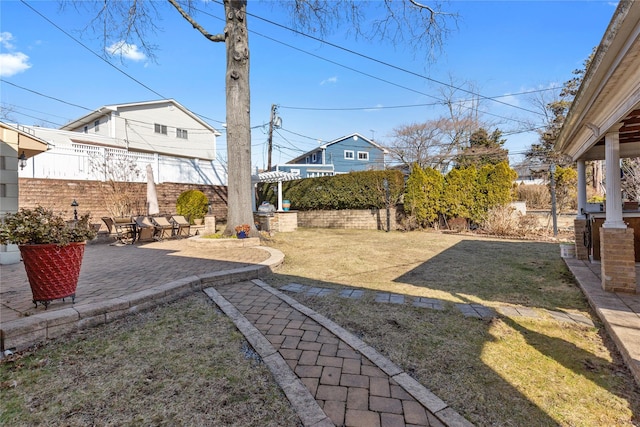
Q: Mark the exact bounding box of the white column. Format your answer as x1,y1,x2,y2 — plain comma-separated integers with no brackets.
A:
576,159,587,218
277,181,283,211
603,127,625,228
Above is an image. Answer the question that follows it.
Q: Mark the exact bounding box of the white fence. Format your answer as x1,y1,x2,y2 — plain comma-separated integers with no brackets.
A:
18,142,227,185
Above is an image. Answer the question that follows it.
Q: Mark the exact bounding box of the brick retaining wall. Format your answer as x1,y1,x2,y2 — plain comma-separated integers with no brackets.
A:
297,208,398,230
19,178,228,223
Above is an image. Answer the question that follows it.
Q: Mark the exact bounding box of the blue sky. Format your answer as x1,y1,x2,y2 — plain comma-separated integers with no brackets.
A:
0,0,616,170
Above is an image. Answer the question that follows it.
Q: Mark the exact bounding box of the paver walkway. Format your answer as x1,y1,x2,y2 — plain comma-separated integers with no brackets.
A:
280,283,595,326
206,279,471,427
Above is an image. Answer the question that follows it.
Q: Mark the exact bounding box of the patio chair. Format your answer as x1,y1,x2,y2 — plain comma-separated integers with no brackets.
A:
170,215,191,238
134,216,156,242
151,216,174,240
101,217,115,236
112,216,136,244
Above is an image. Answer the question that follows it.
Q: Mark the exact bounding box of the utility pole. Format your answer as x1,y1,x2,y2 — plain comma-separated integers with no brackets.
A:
267,104,277,171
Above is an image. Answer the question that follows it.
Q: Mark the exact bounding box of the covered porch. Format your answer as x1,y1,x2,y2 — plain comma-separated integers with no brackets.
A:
555,1,640,294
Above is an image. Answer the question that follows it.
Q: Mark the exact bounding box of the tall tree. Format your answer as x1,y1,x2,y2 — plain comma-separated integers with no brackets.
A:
525,51,595,170
76,0,456,235
386,77,483,173
455,127,508,168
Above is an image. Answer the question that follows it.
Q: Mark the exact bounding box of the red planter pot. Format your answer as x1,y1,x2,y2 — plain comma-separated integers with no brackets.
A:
19,242,86,308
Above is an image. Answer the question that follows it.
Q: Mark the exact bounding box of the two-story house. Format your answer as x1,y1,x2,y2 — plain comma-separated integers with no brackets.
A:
274,133,387,177
19,99,225,185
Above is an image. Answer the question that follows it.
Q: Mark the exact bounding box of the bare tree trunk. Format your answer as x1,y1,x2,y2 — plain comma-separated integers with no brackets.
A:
223,0,254,236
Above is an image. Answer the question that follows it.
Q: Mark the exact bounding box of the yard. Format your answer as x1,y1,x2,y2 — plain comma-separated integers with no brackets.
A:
262,228,640,426
1,228,639,426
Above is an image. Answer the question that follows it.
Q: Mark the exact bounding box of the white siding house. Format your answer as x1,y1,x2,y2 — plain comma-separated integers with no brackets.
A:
19,99,226,186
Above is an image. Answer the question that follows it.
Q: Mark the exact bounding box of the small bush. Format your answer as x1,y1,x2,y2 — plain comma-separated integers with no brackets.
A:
481,205,520,236
176,190,209,224
516,184,549,209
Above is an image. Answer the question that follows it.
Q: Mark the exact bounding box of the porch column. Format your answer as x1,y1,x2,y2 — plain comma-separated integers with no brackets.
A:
576,159,587,217
600,126,636,293
603,127,624,228
573,160,589,259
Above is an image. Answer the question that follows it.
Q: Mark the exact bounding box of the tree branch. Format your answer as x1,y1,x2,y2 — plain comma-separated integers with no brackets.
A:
166,0,225,42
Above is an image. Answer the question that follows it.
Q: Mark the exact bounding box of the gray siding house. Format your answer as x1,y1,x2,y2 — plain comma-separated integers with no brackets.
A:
275,133,387,177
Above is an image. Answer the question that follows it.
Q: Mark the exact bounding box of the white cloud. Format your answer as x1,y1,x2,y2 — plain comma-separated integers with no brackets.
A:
0,32,16,50
106,41,147,62
0,52,31,77
0,32,31,77
320,76,337,85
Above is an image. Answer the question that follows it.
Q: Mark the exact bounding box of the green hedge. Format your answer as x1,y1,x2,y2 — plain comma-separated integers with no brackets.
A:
259,170,404,210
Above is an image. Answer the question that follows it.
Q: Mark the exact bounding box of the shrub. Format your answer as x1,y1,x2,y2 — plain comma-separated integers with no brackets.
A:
0,206,97,245
481,205,520,236
262,170,404,210
516,184,549,209
176,190,209,223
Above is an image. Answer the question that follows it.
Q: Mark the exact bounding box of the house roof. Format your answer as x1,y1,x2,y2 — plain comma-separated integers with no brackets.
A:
286,133,388,164
59,99,221,136
0,122,49,159
555,1,640,161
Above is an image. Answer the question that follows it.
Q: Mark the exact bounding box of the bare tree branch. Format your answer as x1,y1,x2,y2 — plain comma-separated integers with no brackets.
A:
166,0,225,42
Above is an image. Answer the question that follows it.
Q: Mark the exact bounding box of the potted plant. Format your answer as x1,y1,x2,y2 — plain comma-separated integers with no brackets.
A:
234,224,251,238
0,206,97,308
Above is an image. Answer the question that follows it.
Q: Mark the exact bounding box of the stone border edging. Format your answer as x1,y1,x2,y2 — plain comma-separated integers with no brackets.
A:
203,286,333,427
250,279,474,427
0,245,284,353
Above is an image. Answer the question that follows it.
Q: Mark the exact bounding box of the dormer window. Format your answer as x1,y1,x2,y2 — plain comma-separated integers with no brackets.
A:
94,120,100,132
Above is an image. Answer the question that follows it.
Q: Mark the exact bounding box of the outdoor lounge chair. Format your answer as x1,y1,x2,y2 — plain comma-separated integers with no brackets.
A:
134,216,156,242
101,216,115,236
112,216,136,244
151,216,174,240
170,215,191,238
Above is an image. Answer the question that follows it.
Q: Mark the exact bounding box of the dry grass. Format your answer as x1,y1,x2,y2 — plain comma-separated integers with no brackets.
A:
263,228,640,427
0,294,300,426
2,228,638,427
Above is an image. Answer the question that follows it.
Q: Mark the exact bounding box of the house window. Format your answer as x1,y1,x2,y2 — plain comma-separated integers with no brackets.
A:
344,150,354,160
312,153,317,163
291,169,300,176
94,120,100,132
154,123,168,135
358,151,369,161
176,128,188,139
83,126,88,133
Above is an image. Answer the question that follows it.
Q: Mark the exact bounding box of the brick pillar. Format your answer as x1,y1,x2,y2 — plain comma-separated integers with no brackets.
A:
600,227,637,293
574,219,589,260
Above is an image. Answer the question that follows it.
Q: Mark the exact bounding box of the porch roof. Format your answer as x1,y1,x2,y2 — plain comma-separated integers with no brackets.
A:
555,1,640,161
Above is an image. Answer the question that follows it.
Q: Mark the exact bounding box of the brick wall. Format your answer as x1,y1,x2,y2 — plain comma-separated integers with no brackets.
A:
573,219,589,260
19,178,228,222
297,208,398,230
600,227,637,293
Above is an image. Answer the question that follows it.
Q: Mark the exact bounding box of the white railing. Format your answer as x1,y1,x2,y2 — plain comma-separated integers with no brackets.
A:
19,141,227,186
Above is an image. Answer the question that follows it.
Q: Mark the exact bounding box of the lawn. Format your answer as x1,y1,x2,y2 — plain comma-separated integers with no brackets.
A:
1,228,638,426
263,228,640,426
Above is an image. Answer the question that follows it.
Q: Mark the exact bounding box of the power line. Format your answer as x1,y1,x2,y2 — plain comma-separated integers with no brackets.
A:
1,79,93,112
238,5,548,116
193,4,550,124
